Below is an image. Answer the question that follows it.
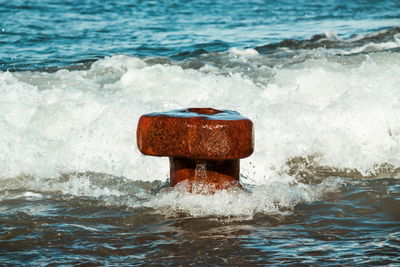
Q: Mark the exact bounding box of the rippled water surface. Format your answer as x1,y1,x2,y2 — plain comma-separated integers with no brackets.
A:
1,0,400,265
1,0,399,70
1,175,399,265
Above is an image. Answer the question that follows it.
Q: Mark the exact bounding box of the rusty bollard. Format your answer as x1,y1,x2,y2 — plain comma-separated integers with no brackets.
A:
136,108,254,192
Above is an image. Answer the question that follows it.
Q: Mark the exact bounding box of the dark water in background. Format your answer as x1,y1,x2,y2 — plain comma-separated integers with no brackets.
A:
1,0,400,265
1,0,399,70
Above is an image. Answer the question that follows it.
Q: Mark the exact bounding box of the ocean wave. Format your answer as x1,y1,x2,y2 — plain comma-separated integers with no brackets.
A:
1,51,399,184
255,26,400,55
3,26,400,72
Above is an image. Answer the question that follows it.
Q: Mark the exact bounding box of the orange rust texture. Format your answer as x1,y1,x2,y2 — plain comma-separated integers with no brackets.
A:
137,113,253,160
169,157,241,190
136,108,254,191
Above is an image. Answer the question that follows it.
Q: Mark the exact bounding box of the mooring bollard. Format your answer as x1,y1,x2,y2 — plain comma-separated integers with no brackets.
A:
136,108,254,192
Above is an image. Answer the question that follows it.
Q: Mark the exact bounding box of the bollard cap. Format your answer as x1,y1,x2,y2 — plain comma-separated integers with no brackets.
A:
136,108,254,160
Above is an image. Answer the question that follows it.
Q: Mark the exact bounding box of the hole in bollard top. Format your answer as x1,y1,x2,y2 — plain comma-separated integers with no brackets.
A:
187,108,222,115
144,108,247,120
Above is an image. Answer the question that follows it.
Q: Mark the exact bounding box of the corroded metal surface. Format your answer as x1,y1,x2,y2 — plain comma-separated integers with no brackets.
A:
137,108,253,160
136,108,254,191
169,157,241,190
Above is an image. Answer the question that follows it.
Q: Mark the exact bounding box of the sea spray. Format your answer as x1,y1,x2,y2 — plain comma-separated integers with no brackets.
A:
1,52,400,184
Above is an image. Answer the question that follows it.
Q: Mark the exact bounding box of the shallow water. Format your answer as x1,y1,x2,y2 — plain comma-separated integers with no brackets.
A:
1,0,400,265
1,174,399,265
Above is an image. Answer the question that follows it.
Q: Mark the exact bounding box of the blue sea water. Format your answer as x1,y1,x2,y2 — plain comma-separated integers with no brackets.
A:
1,0,399,70
1,0,400,265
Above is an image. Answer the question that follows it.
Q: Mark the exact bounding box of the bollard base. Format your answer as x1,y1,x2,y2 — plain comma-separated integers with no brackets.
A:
169,157,242,192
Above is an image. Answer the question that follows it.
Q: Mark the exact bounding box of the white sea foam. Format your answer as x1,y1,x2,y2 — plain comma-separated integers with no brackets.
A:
141,175,344,217
0,52,399,213
229,47,259,57
340,33,400,55
0,171,344,217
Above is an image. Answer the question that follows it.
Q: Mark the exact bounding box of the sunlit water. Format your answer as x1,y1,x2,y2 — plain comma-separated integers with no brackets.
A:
1,0,400,265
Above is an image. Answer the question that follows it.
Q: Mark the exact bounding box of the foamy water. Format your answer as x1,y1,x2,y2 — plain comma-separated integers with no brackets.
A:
2,51,400,180
1,1,400,262
1,46,400,217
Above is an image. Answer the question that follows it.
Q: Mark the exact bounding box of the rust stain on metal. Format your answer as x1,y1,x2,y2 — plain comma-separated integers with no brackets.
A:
136,108,254,193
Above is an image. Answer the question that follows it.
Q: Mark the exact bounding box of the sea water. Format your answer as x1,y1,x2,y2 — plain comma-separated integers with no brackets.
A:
1,0,400,265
